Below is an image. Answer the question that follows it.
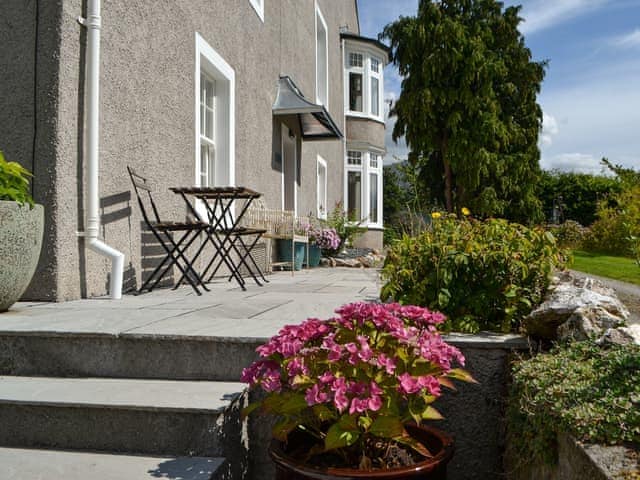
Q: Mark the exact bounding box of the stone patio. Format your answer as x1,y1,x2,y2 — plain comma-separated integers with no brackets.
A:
2,267,382,339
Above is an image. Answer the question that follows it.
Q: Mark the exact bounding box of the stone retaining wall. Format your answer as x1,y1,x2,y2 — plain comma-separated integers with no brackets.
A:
507,432,639,480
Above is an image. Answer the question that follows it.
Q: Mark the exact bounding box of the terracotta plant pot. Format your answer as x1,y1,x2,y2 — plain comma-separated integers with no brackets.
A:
269,424,454,480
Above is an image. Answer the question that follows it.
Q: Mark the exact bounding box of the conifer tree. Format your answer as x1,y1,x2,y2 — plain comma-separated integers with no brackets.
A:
382,0,546,222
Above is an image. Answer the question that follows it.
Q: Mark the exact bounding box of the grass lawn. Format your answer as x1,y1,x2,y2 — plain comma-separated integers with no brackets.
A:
571,250,640,285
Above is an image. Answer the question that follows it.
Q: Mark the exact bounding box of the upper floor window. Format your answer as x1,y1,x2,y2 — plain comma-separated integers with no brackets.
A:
315,5,328,106
249,0,264,22
345,50,384,121
195,33,235,201
349,52,363,68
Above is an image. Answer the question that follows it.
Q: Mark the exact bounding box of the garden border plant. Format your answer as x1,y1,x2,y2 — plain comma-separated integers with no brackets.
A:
0,151,34,206
507,341,640,470
380,214,565,333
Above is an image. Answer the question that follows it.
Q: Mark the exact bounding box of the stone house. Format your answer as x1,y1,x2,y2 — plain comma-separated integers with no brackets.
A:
0,0,388,301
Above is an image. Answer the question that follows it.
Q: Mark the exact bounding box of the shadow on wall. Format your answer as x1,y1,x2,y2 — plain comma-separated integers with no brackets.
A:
100,191,132,226
140,222,174,290
100,191,134,294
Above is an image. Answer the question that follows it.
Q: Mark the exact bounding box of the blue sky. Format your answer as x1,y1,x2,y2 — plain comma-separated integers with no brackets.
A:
358,0,640,174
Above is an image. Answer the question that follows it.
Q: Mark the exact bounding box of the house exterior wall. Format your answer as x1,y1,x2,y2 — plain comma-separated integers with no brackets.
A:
0,1,65,300
1,0,362,300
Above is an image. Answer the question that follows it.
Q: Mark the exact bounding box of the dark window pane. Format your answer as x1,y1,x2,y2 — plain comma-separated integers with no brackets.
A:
348,171,362,220
349,73,363,112
369,173,378,223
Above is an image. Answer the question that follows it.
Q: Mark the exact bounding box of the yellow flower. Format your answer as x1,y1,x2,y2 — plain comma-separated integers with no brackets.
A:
431,212,442,219
461,207,471,216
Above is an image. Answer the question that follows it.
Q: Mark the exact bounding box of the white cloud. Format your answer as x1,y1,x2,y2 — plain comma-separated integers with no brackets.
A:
611,28,640,48
540,113,559,147
514,0,610,35
540,153,608,174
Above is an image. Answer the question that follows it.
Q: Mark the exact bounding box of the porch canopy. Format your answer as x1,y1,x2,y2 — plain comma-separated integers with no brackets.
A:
272,76,343,140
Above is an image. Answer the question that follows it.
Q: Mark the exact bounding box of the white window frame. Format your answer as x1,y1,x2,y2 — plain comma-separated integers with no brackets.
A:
346,53,365,114
344,47,384,122
369,56,382,118
195,33,235,218
344,149,383,229
315,2,329,107
317,156,328,220
249,0,264,22
367,153,383,228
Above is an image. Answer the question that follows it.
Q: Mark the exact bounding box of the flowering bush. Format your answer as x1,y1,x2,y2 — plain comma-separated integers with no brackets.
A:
308,226,341,251
241,302,475,470
382,215,564,333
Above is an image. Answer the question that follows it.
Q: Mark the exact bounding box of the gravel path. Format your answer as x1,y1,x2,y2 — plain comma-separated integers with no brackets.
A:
570,270,640,325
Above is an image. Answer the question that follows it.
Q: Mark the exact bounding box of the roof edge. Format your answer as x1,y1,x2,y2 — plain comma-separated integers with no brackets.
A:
340,33,391,62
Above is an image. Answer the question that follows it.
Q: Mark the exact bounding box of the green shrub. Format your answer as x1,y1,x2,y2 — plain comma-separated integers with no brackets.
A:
547,220,588,249
508,342,640,466
380,215,564,333
584,184,640,258
323,202,366,253
538,169,621,226
0,151,34,207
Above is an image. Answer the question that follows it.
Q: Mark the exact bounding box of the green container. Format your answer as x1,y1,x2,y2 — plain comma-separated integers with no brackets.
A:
276,240,306,271
307,245,322,268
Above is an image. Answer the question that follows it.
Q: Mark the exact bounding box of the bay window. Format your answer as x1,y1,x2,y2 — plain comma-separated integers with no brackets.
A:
345,150,383,228
345,50,384,121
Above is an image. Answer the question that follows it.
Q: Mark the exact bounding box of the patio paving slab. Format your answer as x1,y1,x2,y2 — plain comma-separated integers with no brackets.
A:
0,268,383,339
0,448,224,480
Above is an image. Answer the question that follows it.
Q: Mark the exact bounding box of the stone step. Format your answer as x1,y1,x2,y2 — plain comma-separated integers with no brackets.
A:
0,331,529,382
0,447,229,480
0,332,260,382
0,376,248,476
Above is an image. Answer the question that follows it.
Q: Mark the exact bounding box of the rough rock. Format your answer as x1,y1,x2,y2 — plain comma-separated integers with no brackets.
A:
557,307,626,342
598,324,640,346
525,271,629,340
333,257,362,268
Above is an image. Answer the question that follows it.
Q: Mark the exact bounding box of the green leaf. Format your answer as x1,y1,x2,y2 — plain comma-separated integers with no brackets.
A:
272,418,299,442
422,406,444,420
312,405,337,422
447,368,478,384
324,416,360,451
280,393,309,415
395,434,433,458
438,377,456,391
369,415,405,438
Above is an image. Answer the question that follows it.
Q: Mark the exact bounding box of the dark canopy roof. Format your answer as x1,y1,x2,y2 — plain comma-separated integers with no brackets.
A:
272,76,343,140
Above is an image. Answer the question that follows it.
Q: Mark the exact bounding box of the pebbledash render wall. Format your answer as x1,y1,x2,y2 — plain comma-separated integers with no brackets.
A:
0,0,360,301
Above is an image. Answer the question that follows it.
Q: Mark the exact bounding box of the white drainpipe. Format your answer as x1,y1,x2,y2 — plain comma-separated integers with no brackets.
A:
78,0,124,299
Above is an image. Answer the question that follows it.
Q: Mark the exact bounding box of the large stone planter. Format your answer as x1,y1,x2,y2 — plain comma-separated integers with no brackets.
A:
0,201,44,312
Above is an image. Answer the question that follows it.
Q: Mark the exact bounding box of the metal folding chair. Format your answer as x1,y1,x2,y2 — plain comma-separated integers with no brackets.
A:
128,166,209,295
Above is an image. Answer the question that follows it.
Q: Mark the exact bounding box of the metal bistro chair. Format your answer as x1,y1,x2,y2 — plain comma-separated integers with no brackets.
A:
127,166,209,295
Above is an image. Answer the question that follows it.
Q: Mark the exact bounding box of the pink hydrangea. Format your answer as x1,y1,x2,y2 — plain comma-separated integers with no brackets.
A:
242,301,471,420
